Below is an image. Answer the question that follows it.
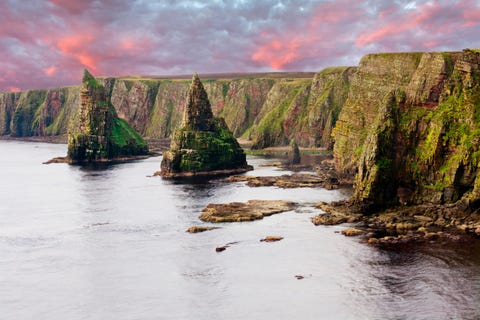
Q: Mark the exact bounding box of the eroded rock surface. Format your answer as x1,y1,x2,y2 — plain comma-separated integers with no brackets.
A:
67,69,148,163
199,200,296,222
225,173,340,189
313,199,480,245
158,74,252,178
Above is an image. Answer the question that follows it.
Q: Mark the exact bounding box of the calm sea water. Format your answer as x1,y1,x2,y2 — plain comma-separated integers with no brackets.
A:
1,140,480,320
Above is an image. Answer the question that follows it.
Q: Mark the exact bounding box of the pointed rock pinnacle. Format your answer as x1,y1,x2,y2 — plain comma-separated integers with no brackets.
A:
182,73,214,131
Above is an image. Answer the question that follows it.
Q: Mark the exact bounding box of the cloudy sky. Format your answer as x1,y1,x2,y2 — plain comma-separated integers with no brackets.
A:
1,0,479,92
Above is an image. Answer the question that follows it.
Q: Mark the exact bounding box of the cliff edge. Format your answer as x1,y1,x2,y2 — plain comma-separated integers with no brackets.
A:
333,49,480,212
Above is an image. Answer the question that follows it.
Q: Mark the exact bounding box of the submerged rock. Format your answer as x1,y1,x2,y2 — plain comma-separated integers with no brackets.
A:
199,200,296,222
158,73,252,178
67,69,148,163
260,236,284,242
186,226,219,233
215,246,227,252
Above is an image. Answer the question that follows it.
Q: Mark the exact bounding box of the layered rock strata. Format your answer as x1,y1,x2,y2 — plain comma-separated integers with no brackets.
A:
158,74,252,177
0,71,348,149
333,49,480,212
67,70,148,162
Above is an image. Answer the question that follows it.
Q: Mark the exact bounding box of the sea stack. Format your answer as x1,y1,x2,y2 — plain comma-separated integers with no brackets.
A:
67,69,148,162
158,73,252,178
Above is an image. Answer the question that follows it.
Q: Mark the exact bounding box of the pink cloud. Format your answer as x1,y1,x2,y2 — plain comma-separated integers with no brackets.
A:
0,1,478,92
251,0,363,70
463,5,480,27
119,36,155,55
48,0,92,14
56,34,99,72
355,0,477,48
44,66,58,76
251,39,303,69
7,87,21,92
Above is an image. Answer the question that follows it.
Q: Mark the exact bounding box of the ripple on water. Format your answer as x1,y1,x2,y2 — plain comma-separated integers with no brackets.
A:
2,141,480,320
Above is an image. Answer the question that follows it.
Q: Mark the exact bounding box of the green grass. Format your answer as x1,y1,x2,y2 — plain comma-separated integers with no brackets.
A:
110,118,147,148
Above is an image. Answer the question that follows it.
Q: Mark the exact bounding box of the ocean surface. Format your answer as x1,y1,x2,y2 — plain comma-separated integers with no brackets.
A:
1,140,480,320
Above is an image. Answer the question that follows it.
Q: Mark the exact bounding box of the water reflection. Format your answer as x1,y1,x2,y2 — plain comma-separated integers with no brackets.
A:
2,141,480,320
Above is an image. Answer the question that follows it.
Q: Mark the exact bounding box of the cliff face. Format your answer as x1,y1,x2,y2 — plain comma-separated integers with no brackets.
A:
67,70,148,162
159,74,251,177
0,73,346,149
333,52,426,176
332,49,480,211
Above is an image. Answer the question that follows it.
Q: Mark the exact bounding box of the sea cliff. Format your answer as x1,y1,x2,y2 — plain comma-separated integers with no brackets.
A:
333,49,480,211
0,71,346,149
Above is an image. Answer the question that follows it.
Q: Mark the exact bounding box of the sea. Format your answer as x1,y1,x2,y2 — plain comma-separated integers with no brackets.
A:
1,140,480,320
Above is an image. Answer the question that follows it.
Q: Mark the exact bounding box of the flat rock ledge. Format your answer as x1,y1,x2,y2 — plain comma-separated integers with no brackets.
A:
186,226,220,233
312,200,480,246
224,173,340,189
199,200,297,223
154,165,253,179
260,236,284,242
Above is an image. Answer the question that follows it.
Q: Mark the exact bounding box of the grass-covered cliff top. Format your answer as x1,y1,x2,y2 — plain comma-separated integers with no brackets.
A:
97,72,317,82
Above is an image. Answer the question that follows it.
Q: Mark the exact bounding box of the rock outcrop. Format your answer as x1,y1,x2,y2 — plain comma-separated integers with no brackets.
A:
333,49,480,212
67,70,148,162
288,140,301,164
158,74,252,177
199,200,297,222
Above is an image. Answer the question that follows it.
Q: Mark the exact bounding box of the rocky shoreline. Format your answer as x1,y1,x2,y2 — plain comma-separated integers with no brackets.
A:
313,200,480,246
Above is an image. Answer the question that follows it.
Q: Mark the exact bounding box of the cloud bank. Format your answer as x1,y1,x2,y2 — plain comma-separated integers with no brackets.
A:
0,0,479,91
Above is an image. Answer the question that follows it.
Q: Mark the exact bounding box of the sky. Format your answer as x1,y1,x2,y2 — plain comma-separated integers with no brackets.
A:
1,0,479,92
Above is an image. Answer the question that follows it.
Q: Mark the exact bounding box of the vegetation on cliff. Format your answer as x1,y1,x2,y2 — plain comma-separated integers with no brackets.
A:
158,74,252,177
67,70,148,162
0,72,342,150
332,49,480,212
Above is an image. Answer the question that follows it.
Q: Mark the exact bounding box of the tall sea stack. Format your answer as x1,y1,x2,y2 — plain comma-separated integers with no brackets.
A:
67,69,148,162
159,73,252,178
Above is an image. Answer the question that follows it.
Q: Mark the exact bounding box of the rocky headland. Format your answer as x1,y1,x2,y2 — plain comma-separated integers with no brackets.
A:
157,73,252,178
313,49,480,244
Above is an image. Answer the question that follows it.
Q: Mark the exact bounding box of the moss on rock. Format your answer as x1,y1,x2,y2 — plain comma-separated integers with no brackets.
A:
341,49,480,213
67,69,148,162
159,74,252,177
